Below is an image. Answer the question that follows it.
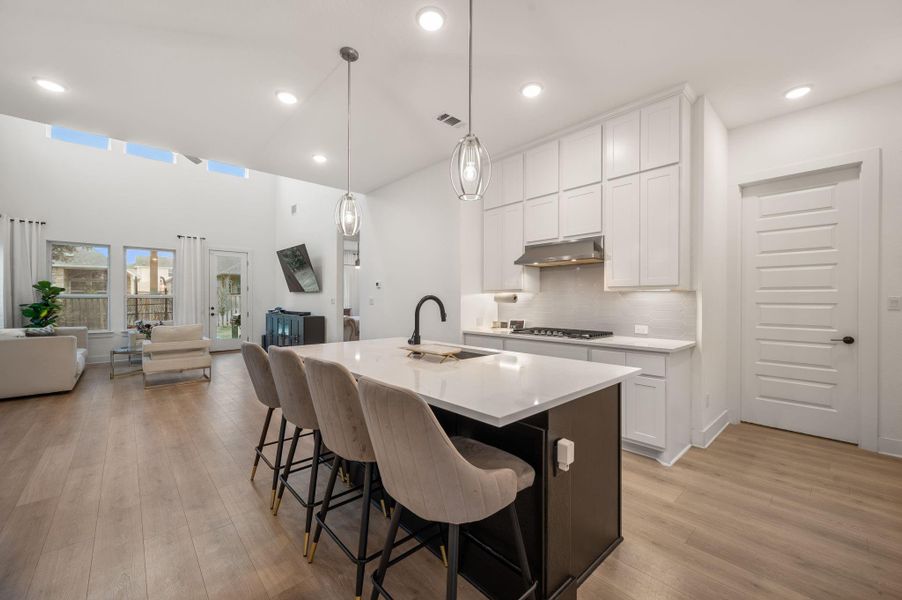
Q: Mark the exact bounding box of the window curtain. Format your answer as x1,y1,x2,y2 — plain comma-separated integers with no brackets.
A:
175,235,207,329
0,216,47,328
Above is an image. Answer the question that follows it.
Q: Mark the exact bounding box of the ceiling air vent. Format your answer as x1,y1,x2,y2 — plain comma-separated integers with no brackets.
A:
436,113,464,128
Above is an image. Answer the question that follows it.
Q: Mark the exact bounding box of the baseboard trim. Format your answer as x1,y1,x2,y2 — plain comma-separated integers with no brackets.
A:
878,437,902,458
621,440,691,467
691,409,730,449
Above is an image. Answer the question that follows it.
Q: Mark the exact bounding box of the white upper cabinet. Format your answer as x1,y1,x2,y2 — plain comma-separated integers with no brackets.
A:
640,96,680,171
560,184,602,239
524,141,559,199
483,206,504,290
483,202,536,292
640,165,680,286
501,202,526,290
604,175,640,287
604,111,641,180
485,153,524,210
524,194,559,245
560,125,602,190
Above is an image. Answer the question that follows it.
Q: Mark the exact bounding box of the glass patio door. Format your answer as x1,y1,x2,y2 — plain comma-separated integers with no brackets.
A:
208,250,248,351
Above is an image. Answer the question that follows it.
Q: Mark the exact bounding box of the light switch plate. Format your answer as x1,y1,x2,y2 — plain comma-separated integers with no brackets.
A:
889,296,901,311
634,324,649,335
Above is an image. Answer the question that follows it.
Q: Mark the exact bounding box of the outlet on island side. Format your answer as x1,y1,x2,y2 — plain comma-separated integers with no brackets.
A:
634,324,649,335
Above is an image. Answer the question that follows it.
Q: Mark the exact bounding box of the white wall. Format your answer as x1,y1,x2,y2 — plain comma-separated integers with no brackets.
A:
690,97,731,446
727,81,902,455
0,113,347,360
272,176,349,343
360,161,472,344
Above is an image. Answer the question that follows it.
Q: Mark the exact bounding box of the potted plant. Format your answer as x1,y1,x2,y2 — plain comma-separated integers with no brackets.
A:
230,314,241,339
131,320,164,348
20,281,65,330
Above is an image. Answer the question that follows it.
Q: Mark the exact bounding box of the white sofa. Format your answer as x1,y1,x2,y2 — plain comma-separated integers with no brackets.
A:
0,327,89,399
142,324,212,387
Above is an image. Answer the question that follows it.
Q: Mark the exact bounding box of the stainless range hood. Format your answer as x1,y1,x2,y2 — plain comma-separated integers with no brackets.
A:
514,238,604,268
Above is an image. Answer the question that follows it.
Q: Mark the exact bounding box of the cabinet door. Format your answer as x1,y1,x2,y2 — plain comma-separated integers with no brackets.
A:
560,184,602,239
483,206,504,291
482,158,504,210
524,141,559,199
501,154,524,207
501,202,525,290
640,96,680,171
524,194,559,244
640,165,679,286
604,110,640,179
560,125,602,190
605,175,640,287
624,375,666,449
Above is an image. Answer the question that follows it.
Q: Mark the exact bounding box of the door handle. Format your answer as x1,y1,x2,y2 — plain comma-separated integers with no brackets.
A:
830,336,855,344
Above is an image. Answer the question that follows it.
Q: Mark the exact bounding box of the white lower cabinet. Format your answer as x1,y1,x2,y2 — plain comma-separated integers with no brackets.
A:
502,338,589,360
623,376,666,449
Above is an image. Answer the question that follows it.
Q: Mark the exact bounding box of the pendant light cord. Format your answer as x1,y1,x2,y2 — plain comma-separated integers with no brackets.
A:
468,0,473,134
347,57,351,195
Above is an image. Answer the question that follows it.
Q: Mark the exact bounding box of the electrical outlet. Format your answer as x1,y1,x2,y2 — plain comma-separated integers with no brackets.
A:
330,298,335,305
889,296,902,311
369,297,375,306
634,324,649,335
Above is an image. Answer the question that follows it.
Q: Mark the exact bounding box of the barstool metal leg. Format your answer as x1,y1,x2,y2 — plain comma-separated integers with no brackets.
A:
308,455,341,563
251,407,274,480
271,416,287,509
273,426,301,515
446,523,460,600
508,503,536,600
370,504,403,600
354,463,375,600
303,430,323,556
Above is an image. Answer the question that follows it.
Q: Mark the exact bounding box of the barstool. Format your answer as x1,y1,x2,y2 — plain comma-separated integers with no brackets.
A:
358,376,538,600
242,342,307,509
268,346,341,552
304,357,413,600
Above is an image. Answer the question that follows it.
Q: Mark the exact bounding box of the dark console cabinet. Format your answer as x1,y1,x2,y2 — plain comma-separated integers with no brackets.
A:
263,311,325,349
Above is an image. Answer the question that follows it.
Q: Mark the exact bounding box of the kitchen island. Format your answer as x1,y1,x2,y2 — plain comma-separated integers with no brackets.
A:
290,337,640,600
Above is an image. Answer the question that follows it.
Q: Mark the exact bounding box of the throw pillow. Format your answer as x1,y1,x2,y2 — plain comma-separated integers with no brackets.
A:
25,325,56,337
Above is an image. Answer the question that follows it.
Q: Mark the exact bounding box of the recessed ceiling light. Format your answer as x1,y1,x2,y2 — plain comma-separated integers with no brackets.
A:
276,90,298,105
312,154,327,164
784,85,812,100
33,78,66,93
417,7,445,31
520,82,543,98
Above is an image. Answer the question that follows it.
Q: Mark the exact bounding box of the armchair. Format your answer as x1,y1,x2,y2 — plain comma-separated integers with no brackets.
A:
141,324,212,388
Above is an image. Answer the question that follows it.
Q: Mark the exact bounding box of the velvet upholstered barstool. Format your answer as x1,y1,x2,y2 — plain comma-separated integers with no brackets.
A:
358,376,538,600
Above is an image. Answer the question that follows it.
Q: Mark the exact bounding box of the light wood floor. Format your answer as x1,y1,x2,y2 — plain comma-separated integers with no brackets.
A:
0,353,900,600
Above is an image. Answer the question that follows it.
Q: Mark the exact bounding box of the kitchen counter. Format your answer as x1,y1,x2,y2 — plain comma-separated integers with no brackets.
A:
289,336,633,599
289,336,639,427
463,327,696,353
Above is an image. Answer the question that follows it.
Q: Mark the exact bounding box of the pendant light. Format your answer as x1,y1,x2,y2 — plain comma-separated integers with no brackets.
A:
449,0,491,202
335,46,361,237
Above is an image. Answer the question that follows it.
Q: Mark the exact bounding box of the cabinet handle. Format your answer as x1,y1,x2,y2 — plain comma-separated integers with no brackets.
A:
830,336,855,345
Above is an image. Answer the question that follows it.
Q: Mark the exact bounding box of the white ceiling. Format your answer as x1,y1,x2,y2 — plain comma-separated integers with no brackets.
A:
1,0,901,192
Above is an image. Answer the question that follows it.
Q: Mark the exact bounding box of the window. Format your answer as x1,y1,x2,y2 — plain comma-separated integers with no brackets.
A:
50,242,110,331
125,142,175,164
125,247,175,327
49,125,111,150
207,160,248,178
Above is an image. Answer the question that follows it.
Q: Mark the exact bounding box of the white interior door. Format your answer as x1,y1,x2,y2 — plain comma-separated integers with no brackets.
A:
209,250,249,351
741,166,860,442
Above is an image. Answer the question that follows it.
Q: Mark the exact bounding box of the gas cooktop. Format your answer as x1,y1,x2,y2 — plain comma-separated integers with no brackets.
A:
511,327,613,340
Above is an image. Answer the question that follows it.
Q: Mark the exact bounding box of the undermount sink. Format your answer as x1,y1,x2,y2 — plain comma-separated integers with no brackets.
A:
455,349,497,360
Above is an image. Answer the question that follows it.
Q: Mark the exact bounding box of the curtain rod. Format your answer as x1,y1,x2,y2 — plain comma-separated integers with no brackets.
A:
177,234,206,240
0,215,47,225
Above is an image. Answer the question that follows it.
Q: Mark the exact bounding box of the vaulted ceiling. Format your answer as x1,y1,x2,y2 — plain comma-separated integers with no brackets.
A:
1,0,901,192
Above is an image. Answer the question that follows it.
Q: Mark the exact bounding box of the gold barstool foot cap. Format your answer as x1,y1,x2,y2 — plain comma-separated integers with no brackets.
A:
379,498,388,518
270,489,276,509
272,496,282,515
303,532,310,556
250,465,257,481
440,544,448,568
307,542,317,563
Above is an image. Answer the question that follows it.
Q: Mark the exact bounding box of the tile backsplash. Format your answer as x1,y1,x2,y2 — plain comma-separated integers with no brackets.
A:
497,264,697,340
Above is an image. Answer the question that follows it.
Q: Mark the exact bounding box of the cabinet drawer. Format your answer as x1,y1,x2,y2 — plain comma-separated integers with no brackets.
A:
503,338,589,360
589,348,626,365
463,334,504,350
626,352,666,377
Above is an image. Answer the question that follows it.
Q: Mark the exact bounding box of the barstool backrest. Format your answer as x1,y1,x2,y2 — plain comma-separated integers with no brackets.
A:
303,357,375,463
358,376,517,525
268,346,319,430
241,342,280,409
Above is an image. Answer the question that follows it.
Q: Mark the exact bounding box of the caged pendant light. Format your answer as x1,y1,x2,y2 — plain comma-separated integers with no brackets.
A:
335,46,361,237
449,0,491,202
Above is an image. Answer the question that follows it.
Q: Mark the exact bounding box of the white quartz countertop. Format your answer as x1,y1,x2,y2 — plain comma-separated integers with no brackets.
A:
289,337,640,427
463,328,696,353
